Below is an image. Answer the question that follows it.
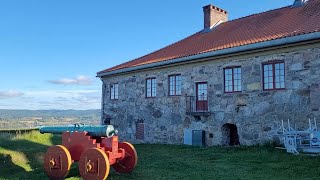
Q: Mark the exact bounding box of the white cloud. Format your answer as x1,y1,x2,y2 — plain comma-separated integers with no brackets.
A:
48,75,93,85
0,89,101,110
25,90,99,97
0,90,24,99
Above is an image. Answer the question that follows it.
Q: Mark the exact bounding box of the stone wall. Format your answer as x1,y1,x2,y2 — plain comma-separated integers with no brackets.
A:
101,45,320,146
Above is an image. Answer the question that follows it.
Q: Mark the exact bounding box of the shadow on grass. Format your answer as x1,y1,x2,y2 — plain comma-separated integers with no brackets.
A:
0,131,61,179
0,154,27,177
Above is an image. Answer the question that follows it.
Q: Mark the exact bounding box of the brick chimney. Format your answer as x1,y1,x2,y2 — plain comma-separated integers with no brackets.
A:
203,4,228,31
292,0,309,7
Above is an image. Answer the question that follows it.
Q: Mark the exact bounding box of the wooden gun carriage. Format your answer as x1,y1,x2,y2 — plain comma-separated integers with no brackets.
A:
40,124,137,180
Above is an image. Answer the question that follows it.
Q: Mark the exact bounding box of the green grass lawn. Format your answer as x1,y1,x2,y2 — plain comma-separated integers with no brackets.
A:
1,131,320,180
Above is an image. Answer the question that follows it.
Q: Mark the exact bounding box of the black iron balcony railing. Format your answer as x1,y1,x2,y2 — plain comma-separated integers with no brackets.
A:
185,95,210,116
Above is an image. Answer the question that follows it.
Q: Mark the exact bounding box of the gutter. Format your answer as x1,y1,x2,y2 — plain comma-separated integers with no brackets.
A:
97,32,320,78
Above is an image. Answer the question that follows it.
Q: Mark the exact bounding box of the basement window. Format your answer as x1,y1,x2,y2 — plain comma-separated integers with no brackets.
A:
263,61,285,90
146,78,157,98
224,67,242,93
169,74,182,96
110,83,119,100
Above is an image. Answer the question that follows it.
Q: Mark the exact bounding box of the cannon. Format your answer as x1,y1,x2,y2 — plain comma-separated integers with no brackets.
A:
39,124,138,180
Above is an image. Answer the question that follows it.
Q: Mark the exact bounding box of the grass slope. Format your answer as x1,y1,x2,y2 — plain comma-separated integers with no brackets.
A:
1,131,320,179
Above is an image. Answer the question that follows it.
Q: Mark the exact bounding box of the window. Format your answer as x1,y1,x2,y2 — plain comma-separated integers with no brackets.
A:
146,78,156,97
110,83,119,100
263,62,285,90
169,74,182,96
224,67,242,93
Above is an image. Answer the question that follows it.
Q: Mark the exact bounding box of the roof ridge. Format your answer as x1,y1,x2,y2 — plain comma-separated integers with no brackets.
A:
225,5,292,25
227,0,318,24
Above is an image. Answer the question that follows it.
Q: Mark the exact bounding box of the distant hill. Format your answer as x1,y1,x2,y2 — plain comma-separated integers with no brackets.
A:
0,109,101,120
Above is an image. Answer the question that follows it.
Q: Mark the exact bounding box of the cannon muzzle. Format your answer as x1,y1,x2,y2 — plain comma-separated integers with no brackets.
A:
39,124,117,138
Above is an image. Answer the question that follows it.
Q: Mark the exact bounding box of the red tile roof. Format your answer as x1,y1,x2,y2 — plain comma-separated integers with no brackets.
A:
98,0,320,75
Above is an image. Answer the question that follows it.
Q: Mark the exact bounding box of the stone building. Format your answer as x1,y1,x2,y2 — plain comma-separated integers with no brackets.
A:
97,0,320,146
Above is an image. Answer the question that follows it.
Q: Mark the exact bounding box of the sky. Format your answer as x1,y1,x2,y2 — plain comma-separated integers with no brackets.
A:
0,0,294,110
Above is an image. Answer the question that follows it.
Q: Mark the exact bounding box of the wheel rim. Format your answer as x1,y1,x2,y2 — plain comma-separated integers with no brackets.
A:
79,148,110,180
112,142,138,173
44,145,72,180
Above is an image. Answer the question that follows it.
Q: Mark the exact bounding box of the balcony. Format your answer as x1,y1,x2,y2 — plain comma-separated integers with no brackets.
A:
185,95,211,117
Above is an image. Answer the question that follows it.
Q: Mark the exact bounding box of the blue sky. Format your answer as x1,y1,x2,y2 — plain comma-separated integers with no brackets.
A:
0,0,293,110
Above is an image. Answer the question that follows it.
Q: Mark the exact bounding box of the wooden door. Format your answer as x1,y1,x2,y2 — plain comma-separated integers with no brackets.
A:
196,82,208,111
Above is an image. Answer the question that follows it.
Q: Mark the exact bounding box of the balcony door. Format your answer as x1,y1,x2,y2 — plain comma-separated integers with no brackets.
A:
196,82,208,112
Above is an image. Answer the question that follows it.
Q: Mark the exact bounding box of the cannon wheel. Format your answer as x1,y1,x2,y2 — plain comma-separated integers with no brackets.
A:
79,148,110,180
44,145,72,180
112,142,138,173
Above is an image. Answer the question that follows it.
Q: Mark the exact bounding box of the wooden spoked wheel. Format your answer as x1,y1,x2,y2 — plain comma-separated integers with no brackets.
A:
79,148,110,180
112,142,138,173
44,145,72,180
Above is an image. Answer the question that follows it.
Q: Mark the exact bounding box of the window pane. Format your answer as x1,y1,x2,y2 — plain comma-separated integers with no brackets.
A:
111,92,114,99
280,63,284,70
236,80,241,91
152,89,156,97
275,69,279,77
226,75,230,80
176,86,181,95
147,89,151,97
269,83,273,89
275,76,280,83
176,75,181,81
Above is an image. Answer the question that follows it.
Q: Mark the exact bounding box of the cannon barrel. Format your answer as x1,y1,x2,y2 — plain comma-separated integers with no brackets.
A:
39,124,117,137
